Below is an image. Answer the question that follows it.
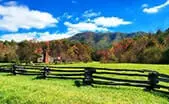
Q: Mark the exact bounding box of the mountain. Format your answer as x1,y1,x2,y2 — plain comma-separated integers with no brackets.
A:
69,31,147,50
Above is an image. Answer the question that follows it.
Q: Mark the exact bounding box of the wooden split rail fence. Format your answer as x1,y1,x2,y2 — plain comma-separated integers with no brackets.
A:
0,64,169,94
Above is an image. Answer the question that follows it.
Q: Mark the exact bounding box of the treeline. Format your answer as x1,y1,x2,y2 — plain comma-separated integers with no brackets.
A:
97,29,169,64
0,28,169,64
0,39,92,63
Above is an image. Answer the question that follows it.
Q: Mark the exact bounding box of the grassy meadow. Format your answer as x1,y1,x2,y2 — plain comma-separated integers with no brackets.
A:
0,62,169,104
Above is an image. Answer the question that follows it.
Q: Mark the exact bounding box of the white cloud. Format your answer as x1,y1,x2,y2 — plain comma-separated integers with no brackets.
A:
0,32,37,42
63,16,131,34
4,1,17,6
36,32,73,41
143,0,169,14
64,21,108,32
0,15,132,42
0,3,132,42
0,4,58,32
142,4,148,8
75,17,79,21
93,16,132,27
83,10,101,18
0,31,74,42
62,12,73,20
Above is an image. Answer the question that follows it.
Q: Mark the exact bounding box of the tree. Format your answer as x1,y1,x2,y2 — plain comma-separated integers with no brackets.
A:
140,47,163,64
96,49,115,63
112,38,134,62
0,42,18,62
161,48,169,64
17,41,39,63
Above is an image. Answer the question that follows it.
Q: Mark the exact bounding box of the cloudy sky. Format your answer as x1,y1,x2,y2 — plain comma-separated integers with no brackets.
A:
0,0,169,41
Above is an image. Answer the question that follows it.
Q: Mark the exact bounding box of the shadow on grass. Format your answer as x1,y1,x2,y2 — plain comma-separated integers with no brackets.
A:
150,91,169,100
1,73,13,76
72,81,169,100
32,76,45,80
93,85,169,100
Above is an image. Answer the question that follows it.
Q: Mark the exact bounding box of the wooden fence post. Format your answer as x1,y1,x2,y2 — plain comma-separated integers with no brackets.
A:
83,68,96,86
42,67,49,79
146,71,159,91
12,65,17,75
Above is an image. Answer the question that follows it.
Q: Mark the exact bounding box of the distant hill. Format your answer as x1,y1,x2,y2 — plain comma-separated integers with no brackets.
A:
69,31,147,50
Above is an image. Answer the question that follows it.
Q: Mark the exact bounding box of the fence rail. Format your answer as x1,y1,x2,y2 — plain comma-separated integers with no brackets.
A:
0,64,169,95
95,72,148,77
93,80,150,88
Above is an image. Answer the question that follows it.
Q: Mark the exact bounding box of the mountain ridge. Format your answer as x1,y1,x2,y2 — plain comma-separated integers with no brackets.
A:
69,31,147,50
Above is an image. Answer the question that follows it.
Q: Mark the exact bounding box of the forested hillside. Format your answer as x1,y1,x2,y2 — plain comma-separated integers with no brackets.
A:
0,29,169,64
98,29,169,63
69,31,146,50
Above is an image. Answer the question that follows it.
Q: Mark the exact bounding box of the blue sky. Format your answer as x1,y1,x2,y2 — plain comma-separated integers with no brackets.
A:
0,0,169,41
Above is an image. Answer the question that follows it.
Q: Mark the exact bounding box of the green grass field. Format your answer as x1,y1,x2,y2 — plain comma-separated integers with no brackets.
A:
0,62,169,104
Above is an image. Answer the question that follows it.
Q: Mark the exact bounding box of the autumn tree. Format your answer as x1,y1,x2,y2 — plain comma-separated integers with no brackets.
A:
17,40,39,63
